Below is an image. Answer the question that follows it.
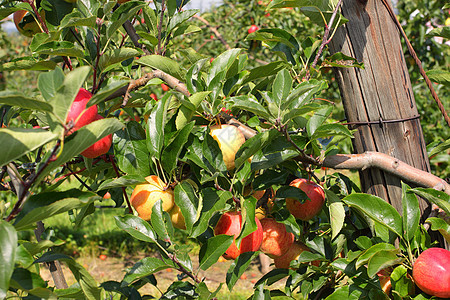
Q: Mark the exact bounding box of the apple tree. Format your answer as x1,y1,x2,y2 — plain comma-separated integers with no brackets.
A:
0,0,449,299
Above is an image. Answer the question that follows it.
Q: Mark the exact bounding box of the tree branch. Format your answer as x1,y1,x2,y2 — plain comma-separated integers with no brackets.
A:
193,15,231,50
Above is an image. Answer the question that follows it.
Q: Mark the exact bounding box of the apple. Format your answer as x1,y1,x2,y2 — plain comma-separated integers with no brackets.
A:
286,178,325,221
412,247,450,298
209,124,246,170
248,25,259,34
273,242,317,269
169,204,186,230
377,269,392,294
161,83,169,92
214,211,263,260
80,115,113,158
130,175,175,221
66,88,98,134
13,10,43,37
150,93,158,101
244,186,275,220
260,218,294,258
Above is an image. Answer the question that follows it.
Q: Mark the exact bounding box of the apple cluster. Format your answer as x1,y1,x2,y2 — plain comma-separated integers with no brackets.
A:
66,88,112,158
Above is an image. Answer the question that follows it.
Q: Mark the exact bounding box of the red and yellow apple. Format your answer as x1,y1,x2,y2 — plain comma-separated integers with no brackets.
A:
80,115,112,158
286,178,325,221
260,218,294,258
273,242,317,269
209,124,246,170
13,10,43,37
412,247,450,298
66,88,98,134
214,211,263,260
130,175,175,221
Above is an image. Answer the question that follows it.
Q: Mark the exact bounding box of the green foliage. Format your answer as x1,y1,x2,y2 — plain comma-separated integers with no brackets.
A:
0,0,448,299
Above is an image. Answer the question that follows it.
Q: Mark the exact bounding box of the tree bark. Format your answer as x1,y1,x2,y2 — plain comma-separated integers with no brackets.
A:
328,1,435,219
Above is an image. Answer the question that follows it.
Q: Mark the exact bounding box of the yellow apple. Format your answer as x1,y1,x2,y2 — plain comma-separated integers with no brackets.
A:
209,124,246,170
169,204,186,230
130,175,174,220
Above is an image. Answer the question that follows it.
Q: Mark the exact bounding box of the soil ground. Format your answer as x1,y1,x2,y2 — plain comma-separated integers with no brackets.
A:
40,253,289,299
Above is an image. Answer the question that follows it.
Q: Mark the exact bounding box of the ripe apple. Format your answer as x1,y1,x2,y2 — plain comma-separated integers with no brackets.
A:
248,25,259,34
209,124,246,170
66,88,98,134
274,242,317,269
161,83,169,92
214,211,263,260
130,175,175,221
80,115,113,158
150,93,158,101
412,247,450,298
13,10,43,37
169,204,186,230
286,178,325,221
260,218,294,258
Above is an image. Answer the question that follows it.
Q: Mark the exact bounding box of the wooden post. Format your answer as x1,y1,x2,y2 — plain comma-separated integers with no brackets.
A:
328,0,431,214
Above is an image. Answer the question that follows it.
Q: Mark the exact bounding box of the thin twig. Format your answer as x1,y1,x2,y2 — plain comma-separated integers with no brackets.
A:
168,253,201,283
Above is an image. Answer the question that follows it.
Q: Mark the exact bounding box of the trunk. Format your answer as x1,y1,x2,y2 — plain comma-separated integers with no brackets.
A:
328,0,445,246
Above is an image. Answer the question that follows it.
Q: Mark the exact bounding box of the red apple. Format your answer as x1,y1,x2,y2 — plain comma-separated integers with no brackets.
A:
260,218,294,258
66,88,98,134
273,242,318,269
214,211,263,260
150,93,158,101
286,178,325,221
248,25,259,34
412,248,450,298
161,83,169,92
81,115,112,158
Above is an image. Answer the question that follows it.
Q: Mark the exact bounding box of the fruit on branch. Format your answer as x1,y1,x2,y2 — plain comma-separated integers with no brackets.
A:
169,204,186,230
260,218,294,258
412,247,450,298
273,242,317,269
377,269,392,294
161,83,169,92
66,88,98,134
13,10,43,37
130,175,175,221
214,211,263,260
80,115,113,158
248,25,259,34
150,93,158,101
286,178,325,221
244,186,275,219
209,124,246,170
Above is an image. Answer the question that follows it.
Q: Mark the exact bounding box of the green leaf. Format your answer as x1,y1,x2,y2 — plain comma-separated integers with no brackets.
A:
114,121,150,177
199,235,234,271
367,250,403,278
401,183,420,242
97,175,147,191
1,58,57,71
22,240,64,256
324,285,363,300
146,93,171,159
9,268,49,295
34,41,85,57
390,265,415,298
15,244,35,269
235,197,258,248
122,257,174,286
207,48,242,86
60,12,96,29
323,52,364,69
167,9,199,33
243,61,289,84
38,67,65,101
343,193,403,237
174,181,200,234
13,189,99,231
114,215,157,243
175,92,211,130
191,189,232,238
161,121,195,174
0,221,17,299
0,91,53,112
410,188,450,215
0,128,58,167
428,138,450,158
312,123,353,140
48,66,91,124
355,243,397,270
326,190,345,240
88,80,129,106
425,217,450,243
272,69,292,112
426,27,450,41
226,251,260,291
307,105,333,136
151,200,172,243
99,48,143,72
228,95,273,121
107,2,147,39
136,55,185,81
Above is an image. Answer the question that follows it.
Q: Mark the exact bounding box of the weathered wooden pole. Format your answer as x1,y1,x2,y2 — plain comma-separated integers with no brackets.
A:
328,0,432,214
